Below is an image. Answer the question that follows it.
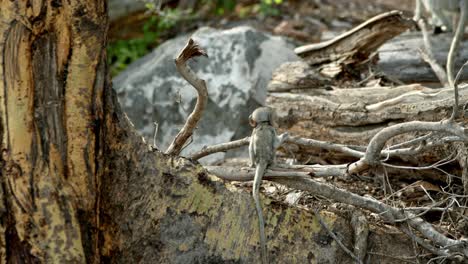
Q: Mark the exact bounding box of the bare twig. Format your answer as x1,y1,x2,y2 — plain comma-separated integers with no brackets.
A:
205,166,313,181
382,152,457,170
399,225,450,258
166,38,208,155
362,120,468,167
448,0,467,121
451,60,468,121
417,19,448,87
152,122,159,149
314,209,363,264
190,137,250,160
191,131,465,167
287,136,364,158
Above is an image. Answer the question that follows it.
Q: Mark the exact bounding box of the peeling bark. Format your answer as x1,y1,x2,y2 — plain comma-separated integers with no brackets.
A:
0,0,107,261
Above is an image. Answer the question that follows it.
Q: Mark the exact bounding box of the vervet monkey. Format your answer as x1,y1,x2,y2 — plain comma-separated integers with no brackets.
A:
249,107,288,264
414,0,467,90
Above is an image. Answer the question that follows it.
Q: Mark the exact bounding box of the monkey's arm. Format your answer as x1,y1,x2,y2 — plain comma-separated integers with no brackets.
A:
249,134,256,167
274,132,289,149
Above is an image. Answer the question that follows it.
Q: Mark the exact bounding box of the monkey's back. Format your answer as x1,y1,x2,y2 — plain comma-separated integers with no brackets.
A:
251,124,276,166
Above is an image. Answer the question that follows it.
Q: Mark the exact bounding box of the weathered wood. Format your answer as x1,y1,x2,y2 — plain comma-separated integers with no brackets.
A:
268,83,468,163
270,32,468,93
295,11,413,65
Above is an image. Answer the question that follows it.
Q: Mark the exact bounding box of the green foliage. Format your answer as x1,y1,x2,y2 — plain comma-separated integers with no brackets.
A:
204,0,284,17
258,0,283,17
214,0,236,15
107,8,185,76
107,0,285,76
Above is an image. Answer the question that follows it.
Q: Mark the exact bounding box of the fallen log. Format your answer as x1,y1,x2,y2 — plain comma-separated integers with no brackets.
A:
377,32,468,84
267,83,468,165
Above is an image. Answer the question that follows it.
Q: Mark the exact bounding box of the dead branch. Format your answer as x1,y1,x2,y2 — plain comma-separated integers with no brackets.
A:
166,38,208,155
190,137,250,160
399,225,451,258
287,136,364,158
362,120,468,167
189,136,366,160
417,19,448,87
205,166,313,181
206,165,347,180
314,209,363,264
295,11,413,64
452,61,468,122
207,166,468,257
190,132,464,163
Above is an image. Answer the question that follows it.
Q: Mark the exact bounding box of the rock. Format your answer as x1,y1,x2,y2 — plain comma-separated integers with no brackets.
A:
113,26,299,163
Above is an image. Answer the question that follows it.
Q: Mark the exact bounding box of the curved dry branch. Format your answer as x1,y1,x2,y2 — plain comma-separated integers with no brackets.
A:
190,137,250,160
206,167,468,258
190,131,464,163
166,38,208,155
453,60,468,119
363,121,468,166
345,121,468,174
287,136,364,158
447,0,467,121
190,136,366,160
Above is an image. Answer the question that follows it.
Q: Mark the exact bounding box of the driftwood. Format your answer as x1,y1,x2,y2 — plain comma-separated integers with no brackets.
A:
269,33,468,93
268,84,468,145
295,11,413,65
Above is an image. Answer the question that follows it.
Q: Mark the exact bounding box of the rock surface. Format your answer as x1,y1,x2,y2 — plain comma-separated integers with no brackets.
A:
113,26,299,163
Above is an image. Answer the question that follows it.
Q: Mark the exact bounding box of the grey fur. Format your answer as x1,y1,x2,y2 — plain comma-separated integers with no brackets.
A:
248,107,288,264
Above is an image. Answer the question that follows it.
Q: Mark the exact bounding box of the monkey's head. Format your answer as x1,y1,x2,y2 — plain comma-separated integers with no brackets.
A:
249,107,276,127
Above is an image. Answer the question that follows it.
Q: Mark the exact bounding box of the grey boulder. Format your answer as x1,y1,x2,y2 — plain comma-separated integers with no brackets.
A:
113,26,299,163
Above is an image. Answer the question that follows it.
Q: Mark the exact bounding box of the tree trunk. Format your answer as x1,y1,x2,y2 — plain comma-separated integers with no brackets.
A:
0,0,107,262
0,1,424,263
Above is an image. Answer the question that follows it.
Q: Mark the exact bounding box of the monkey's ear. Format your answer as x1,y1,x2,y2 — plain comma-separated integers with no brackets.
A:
269,109,277,126
249,115,256,127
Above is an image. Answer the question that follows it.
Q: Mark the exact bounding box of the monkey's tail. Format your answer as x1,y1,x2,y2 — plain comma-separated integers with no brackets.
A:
253,162,268,264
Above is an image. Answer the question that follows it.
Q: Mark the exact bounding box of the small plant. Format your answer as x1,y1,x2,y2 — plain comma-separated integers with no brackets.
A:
107,8,187,76
258,0,283,17
214,0,237,15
